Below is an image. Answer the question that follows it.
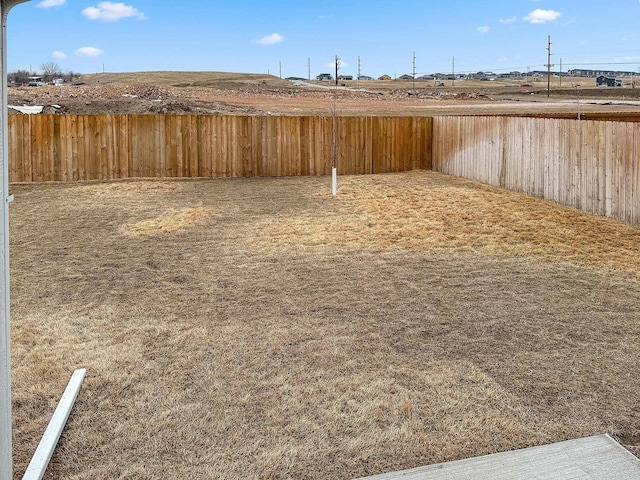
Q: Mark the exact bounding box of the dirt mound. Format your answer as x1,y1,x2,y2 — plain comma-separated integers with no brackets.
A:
7,71,640,116
148,101,193,114
390,89,491,101
126,85,175,100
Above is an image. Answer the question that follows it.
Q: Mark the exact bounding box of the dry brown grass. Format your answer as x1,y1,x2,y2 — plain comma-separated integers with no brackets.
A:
121,207,210,236
9,171,640,479
78,71,293,89
266,172,640,275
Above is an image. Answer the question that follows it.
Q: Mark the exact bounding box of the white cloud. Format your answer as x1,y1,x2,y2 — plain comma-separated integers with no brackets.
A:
75,46,104,57
52,50,67,59
82,2,146,22
523,9,561,24
500,17,517,23
36,0,66,8
476,25,490,33
257,33,284,46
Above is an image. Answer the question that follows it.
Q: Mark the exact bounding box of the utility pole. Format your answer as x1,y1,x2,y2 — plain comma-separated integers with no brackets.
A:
452,56,455,87
308,57,311,81
357,55,361,88
546,35,554,98
335,54,339,87
559,58,563,87
279,60,282,79
412,51,416,90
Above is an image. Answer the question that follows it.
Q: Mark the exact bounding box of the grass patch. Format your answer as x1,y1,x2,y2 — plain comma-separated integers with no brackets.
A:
9,171,640,479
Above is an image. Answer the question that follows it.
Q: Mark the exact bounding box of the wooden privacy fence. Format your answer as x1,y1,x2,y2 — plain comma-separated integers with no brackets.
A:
432,116,640,226
8,113,640,226
7,115,432,182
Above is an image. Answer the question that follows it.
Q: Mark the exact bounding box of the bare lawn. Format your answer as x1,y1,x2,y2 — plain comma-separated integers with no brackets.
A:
10,171,640,479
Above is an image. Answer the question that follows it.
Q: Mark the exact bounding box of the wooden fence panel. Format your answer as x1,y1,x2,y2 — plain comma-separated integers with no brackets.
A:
633,124,640,225
371,117,390,173
299,116,311,176
8,113,422,182
36,115,49,182
321,117,333,176
622,122,635,223
371,116,431,174
197,115,211,177
11,113,639,226
283,116,300,176
580,121,597,215
129,115,142,178
432,116,640,226
252,115,269,177
8,116,23,182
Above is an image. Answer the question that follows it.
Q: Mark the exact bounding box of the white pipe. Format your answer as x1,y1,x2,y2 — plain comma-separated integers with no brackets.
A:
22,368,86,480
332,166,337,196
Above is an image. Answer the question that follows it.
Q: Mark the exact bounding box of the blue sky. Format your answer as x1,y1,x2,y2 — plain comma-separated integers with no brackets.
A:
6,0,640,78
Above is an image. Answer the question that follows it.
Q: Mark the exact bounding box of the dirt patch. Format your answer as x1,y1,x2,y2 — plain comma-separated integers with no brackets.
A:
8,172,640,479
8,83,264,115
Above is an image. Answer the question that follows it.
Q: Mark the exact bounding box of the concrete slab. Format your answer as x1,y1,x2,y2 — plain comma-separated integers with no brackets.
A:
356,435,640,480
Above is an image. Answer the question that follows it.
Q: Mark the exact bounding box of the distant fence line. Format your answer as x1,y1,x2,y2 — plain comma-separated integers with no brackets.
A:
7,115,432,182
432,116,640,226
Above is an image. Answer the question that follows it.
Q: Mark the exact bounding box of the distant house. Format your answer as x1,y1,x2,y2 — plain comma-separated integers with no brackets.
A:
338,75,353,81
28,76,44,87
378,74,391,81
316,73,333,81
571,69,635,78
596,76,621,87
471,71,498,81
498,71,523,79
357,75,373,81
398,74,414,80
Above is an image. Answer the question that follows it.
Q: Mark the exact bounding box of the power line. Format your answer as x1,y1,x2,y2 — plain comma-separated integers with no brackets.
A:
561,61,640,67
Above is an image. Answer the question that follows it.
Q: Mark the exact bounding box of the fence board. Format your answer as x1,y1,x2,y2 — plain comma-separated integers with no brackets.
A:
633,124,640,225
7,116,21,182
33,115,44,182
